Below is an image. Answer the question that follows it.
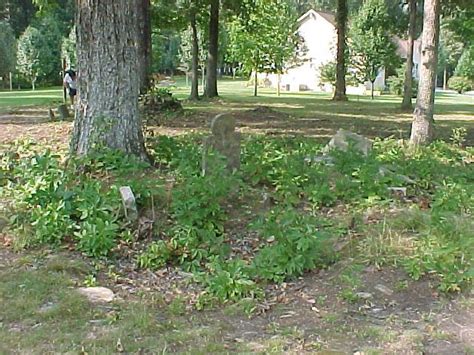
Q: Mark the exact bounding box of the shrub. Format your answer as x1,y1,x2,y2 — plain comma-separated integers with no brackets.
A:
454,45,474,80
140,86,182,117
386,66,418,97
0,143,145,257
251,208,338,283
448,76,472,93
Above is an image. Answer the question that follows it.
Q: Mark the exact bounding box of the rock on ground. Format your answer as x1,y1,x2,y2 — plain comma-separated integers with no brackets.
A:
77,287,115,303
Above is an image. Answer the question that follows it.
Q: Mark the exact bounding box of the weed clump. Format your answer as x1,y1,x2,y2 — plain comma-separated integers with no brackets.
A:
2,130,473,304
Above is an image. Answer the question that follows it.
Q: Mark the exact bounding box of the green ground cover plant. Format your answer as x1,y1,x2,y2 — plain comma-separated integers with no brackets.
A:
1,130,473,304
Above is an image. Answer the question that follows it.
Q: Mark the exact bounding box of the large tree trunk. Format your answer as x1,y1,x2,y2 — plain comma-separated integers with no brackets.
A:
401,0,416,110
189,9,199,100
410,0,440,146
204,0,219,98
332,0,348,101
137,0,152,93
71,0,149,161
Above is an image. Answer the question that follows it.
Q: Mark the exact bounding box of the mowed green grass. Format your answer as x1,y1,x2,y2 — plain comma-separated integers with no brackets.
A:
0,253,233,353
0,87,64,110
1,79,472,142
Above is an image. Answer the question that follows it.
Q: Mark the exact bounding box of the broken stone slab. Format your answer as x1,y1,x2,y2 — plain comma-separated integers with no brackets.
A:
202,113,241,174
77,287,115,303
119,186,138,222
378,166,416,185
356,292,373,300
57,104,69,120
323,129,373,156
374,284,394,296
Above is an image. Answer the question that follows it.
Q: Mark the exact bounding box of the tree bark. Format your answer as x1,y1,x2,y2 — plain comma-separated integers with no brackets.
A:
443,66,447,90
137,0,152,93
277,73,281,97
254,69,258,97
410,0,440,146
204,0,219,98
189,9,199,100
332,0,348,101
401,0,416,110
371,81,374,99
71,0,149,161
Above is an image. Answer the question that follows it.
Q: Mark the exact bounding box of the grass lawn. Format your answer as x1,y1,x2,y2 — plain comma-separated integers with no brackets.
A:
0,87,64,110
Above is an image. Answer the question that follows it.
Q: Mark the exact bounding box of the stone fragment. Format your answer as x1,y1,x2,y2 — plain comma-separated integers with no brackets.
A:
388,187,407,197
119,186,138,222
202,113,241,174
374,284,394,296
323,129,372,156
77,287,115,303
356,292,373,300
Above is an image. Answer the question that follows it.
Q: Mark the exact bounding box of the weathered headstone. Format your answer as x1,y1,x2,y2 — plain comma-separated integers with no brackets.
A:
119,186,138,222
57,104,70,120
323,129,372,156
202,113,241,174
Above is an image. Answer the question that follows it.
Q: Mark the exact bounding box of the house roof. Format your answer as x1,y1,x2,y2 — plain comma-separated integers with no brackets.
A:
297,9,336,27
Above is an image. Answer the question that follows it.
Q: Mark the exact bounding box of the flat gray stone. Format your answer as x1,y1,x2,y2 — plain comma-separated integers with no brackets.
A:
374,284,394,296
356,292,373,300
77,287,114,303
324,129,372,156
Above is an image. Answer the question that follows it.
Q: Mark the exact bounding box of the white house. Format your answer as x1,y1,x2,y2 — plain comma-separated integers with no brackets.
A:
260,9,421,94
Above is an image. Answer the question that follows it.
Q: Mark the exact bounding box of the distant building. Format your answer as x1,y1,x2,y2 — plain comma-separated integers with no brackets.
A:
259,9,421,94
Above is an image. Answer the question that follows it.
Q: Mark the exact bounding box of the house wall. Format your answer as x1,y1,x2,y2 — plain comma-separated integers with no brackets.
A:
258,10,409,94
279,12,337,92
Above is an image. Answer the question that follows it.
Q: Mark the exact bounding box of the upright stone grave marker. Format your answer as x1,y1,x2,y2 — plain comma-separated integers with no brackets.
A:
57,104,70,120
119,186,138,222
202,113,241,175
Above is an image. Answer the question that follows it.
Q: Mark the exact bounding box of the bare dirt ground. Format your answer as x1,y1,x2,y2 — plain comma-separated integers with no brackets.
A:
0,104,473,353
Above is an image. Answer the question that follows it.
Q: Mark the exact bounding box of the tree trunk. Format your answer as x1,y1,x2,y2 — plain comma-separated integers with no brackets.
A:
410,0,440,146
277,73,281,97
371,81,374,99
332,0,348,101
204,0,219,98
201,64,205,90
189,9,199,101
137,0,151,93
443,66,447,90
401,0,416,110
254,69,258,97
71,0,149,161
